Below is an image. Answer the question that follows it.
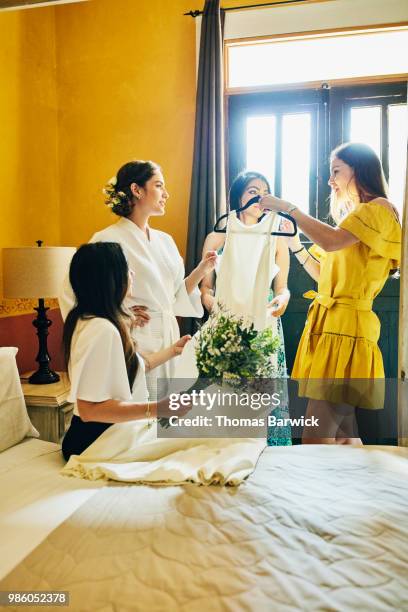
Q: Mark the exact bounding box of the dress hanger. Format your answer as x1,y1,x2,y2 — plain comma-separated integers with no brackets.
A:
213,196,297,236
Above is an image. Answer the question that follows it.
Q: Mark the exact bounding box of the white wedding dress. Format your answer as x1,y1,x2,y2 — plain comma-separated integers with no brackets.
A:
174,210,292,446
174,211,282,380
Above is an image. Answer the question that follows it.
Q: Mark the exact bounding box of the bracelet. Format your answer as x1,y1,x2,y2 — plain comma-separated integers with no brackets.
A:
292,246,305,255
146,400,153,429
286,204,297,214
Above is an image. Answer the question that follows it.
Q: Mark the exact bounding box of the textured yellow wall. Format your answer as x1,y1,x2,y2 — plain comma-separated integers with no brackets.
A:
55,0,197,255
0,7,59,303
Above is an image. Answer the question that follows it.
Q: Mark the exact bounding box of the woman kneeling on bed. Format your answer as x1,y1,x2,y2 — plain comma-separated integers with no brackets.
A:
61,242,191,461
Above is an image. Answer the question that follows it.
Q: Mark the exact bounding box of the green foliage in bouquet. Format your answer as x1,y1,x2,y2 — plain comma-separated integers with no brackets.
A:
195,306,280,383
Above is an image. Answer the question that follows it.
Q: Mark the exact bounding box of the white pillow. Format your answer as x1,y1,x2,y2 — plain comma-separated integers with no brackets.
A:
0,347,39,452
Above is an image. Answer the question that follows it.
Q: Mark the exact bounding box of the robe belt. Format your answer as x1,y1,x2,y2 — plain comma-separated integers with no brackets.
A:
146,309,179,336
134,309,179,349
303,290,373,342
147,309,176,320
303,290,373,311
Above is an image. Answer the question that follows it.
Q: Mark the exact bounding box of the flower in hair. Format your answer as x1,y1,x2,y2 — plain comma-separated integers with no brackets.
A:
102,176,127,209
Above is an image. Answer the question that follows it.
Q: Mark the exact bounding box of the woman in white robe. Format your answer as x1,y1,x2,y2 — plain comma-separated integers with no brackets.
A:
59,160,216,398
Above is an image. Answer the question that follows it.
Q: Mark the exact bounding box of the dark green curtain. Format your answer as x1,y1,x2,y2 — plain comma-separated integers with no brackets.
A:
182,0,226,333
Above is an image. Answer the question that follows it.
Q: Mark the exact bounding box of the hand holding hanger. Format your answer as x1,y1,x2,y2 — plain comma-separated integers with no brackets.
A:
259,194,297,215
213,195,298,236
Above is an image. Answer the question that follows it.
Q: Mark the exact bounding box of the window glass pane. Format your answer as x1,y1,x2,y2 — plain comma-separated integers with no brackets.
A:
246,115,276,191
388,104,408,216
350,106,382,158
228,29,408,89
281,113,311,213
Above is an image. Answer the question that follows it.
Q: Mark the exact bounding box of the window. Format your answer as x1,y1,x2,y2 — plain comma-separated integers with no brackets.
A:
246,115,276,191
349,107,382,158
228,82,407,218
227,27,408,90
388,105,408,207
245,112,312,213
335,83,408,217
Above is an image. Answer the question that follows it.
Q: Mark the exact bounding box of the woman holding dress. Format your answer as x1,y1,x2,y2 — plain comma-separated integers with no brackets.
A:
201,171,290,322
61,242,191,461
260,142,401,444
200,171,292,446
59,160,216,399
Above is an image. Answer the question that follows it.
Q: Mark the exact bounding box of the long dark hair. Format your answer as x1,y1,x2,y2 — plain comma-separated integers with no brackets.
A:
228,170,271,213
63,242,138,388
110,160,161,217
330,142,389,223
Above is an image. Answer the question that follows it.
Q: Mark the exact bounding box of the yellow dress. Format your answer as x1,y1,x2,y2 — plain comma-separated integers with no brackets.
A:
291,200,401,408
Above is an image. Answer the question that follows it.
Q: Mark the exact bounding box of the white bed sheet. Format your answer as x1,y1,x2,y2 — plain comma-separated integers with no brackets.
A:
0,438,103,580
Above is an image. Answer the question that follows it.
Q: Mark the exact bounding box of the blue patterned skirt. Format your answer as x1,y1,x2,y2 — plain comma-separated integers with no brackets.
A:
267,301,292,447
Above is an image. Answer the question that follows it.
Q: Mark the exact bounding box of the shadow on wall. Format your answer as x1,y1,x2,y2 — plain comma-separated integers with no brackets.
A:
0,309,65,375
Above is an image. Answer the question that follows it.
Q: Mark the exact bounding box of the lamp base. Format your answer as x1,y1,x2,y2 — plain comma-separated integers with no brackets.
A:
30,298,60,385
29,368,60,385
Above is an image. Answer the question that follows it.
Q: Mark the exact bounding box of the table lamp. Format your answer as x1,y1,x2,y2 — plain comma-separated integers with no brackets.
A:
2,241,76,384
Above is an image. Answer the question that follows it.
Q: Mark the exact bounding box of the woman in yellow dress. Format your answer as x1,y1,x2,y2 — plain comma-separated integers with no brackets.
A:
260,142,402,444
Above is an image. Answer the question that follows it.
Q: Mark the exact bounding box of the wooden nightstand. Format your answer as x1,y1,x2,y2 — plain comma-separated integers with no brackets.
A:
21,372,73,443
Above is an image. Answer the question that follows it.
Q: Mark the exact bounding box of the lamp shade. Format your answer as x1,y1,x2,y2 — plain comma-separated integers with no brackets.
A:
2,247,76,299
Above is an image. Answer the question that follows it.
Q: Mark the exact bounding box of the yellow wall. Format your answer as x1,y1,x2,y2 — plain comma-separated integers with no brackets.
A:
52,0,335,254
0,7,59,303
0,0,334,272
55,0,197,255
0,0,196,318
0,8,59,250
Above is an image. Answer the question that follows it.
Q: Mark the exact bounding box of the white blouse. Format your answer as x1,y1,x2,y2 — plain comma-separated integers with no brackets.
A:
68,317,148,416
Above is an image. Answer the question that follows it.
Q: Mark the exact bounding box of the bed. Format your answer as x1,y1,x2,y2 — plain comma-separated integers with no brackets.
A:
1,438,408,611
1,348,408,610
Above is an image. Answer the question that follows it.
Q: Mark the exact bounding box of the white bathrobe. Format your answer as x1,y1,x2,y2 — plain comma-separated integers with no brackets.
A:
59,218,203,398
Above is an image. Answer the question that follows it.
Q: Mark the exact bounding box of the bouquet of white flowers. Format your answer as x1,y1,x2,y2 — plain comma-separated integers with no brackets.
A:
158,307,281,428
195,306,280,385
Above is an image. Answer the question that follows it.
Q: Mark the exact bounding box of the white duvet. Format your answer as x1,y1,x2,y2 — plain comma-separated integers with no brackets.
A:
2,444,408,611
